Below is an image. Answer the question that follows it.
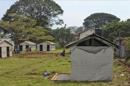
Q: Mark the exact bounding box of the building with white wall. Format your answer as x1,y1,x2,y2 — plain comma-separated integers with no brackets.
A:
0,40,13,58
37,41,56,51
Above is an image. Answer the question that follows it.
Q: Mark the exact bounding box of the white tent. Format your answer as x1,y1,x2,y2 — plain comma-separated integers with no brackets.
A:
66,34,118,81
37,41,56,51
0,40,13,58
19,41,36,52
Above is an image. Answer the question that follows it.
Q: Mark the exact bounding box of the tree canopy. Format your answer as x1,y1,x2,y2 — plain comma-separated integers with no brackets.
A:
102,20,130,40
52,26,76,47
0,0,64,45
83,13,120,30
0,15,54,44
2,0,64,28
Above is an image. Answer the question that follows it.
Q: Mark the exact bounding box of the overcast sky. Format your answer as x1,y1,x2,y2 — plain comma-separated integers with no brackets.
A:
0,0,130,27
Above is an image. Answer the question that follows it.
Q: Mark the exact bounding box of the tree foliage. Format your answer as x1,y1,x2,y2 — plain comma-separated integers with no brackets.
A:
52,27,76,47
0,0,64,45
2,0,63,28
83,13,120,30
123,37,130,50
0,15,54,44
102,20,130,40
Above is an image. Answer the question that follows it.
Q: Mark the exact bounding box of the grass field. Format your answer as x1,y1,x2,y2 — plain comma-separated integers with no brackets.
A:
0,53,130,86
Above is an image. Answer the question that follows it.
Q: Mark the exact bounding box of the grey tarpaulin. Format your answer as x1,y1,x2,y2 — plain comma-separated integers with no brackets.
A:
65,34,117,81
71,46,113,81
72,46,108,54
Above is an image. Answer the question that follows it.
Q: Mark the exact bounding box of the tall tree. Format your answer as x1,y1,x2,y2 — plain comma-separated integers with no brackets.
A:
102,21,130,40
2,0,63,28
0,15,54,45
0,0,64,45
52,26,76,47
83,13,120,30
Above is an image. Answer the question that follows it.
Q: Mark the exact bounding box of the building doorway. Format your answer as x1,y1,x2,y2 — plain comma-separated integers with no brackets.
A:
26,45,29,51
7,47,10,57
40,45,43,51
19,45,23,51
47,45,50,51
26,45,29,49
0,47,2,57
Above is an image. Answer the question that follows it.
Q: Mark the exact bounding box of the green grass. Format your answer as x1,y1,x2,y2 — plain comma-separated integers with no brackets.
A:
0,54,130,86
48,48,71,53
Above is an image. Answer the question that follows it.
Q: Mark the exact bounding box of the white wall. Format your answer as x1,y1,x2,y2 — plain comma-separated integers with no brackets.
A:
31,45,36,51
0,38,14,50
0,42,13,58
1,47,7,58
20,45,36,52
37,43,47,51
37,43,56,51
51,45,56,50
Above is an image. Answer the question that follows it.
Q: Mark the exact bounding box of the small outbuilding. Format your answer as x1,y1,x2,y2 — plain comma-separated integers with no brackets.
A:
0,38,14,50
66,34,118,81
114,37,126,58
37,41,56,51
0,40,13,58
114,37,130,58
19,41,36,52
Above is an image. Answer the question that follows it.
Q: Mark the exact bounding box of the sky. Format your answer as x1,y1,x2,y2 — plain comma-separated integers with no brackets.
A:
0,0,130,27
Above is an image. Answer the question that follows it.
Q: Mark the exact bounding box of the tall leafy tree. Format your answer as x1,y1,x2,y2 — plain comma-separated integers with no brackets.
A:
102,21,130,40
52,26,76,47
0,15,54,45
83,13,120,30
2,0,63,28
0,0,64,45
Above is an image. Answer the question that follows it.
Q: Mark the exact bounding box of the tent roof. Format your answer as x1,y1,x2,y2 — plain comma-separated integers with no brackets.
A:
45,41,56,44
20,41,36,45
66,34,118,48
0,40,13,46
39,41,55,45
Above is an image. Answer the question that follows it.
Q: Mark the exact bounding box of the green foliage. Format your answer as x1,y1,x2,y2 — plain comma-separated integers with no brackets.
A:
0,15,54,44
2,0,63,27
123,37,130,50
102,21,130,40
52,27,76,47
83,13,120,30
24,26,55,43
0,0,64,45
